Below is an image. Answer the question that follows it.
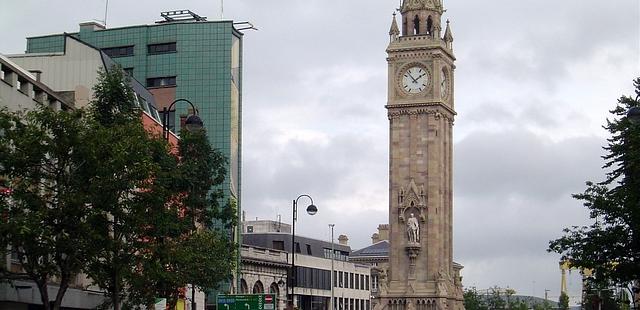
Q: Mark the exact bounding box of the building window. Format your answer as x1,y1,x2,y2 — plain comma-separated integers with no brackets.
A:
17,76,29,95
350,273,354,289
246,225,254,233
33,87,44,103
365,275,369,290
272,240,284,250
148,42,177,55
147,76,176,88
355,274,359,290
124,67,134,76
10,248,20,262
295,242,301,253
102,45,134,58
306,244,312,255
338,271,343,287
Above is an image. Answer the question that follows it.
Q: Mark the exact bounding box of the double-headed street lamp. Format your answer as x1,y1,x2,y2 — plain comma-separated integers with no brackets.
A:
162,98,203,310
162,98,203,140
289,195,318,310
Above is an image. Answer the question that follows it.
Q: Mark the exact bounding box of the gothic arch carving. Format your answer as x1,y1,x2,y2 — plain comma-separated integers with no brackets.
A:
398,179,427,223
252,280,264,293
240,279,249,294
269,282,279,295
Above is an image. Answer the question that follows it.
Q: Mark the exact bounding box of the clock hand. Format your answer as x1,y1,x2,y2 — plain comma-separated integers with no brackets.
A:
407,72,419,83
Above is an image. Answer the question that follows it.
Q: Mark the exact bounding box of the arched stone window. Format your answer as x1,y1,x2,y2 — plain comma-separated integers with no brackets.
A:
427,16,433,35
403,17,408,36
253,280,264,294
240,279,249,294
269,282,279,296
413,15,420,35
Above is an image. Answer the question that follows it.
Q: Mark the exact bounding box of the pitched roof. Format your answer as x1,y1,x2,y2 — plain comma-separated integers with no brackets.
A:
351,240,389,258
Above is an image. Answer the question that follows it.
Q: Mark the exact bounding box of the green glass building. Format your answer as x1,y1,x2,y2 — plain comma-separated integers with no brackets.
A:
26,11,243,306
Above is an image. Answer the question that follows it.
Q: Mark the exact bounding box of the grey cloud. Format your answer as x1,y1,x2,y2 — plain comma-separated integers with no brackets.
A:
3,0,637,301
455,129,604,201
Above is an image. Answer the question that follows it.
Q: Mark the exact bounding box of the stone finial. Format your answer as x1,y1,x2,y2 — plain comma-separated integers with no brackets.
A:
444,19,454,42
338,234,349,245
389,13,400,36
372,232,380,244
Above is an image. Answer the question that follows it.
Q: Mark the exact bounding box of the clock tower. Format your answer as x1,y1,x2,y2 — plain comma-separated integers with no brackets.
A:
377,0,464,310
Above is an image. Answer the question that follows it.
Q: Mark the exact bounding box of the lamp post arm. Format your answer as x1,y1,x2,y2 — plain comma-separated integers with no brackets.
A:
162,98,200,140
167,98,199,115
295,194,314,206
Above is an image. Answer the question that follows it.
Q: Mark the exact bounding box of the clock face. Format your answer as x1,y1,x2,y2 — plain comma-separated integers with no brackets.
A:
440,69,448,98
401,66,429,94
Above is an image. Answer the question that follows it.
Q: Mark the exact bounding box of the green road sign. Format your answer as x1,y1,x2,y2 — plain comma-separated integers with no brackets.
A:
217,294,277,310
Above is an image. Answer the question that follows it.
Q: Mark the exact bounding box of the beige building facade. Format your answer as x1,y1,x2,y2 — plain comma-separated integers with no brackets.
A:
377,1,464,310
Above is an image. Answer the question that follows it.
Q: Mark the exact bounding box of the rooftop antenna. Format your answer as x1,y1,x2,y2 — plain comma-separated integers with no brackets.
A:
103,0,109,27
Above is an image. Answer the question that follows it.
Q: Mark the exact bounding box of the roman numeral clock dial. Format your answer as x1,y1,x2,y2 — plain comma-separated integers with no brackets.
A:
401,66,429,94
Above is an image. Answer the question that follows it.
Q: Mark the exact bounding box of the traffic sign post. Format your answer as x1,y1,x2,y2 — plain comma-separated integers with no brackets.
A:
217,294,278,310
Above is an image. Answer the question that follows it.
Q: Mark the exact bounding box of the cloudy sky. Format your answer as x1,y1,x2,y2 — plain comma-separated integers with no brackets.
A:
2,0,639,305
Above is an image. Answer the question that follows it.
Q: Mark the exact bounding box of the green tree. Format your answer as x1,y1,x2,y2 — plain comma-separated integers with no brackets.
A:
79,67,175,310
532,300,552,310
549,78,640,302
559,292,569,310
130,129,237,308
486,287,507,310
463,287,488,310
0,106,95,310
510,300,528,310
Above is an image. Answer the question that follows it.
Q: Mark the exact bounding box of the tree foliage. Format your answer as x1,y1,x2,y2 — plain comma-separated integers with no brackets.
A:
549,78,640,287
0,66,237,309
463,287,487,310
127,129,237,308
0,106,94,310
558,292,569,310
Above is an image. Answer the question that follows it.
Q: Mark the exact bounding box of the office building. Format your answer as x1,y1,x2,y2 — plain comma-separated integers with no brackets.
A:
25,9,243,247
241,219,372,310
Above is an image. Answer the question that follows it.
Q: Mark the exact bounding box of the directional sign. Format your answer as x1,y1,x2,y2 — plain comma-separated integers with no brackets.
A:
217,294,278,310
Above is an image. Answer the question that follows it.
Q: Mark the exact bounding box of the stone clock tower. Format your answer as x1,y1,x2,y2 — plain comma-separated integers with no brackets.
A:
376,0,464,310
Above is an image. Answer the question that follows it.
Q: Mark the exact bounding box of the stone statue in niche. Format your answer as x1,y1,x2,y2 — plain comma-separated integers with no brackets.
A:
407,213,420,242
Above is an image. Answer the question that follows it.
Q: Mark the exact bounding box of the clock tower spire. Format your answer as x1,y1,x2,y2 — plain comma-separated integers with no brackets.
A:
376,0,463,310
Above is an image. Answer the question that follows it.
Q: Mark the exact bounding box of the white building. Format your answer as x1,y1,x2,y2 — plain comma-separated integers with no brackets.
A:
240,219,372,310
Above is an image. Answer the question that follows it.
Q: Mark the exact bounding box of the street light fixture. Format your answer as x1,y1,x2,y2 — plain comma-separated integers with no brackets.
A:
162,98,203,140
162,99,203,310
289,194,317,310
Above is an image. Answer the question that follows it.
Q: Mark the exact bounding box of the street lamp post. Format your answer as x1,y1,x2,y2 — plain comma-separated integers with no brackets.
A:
290,195,318,310
329,224,335,310
162,99,203,310
630,98,640,310
162,98,203,140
